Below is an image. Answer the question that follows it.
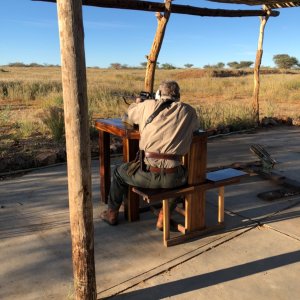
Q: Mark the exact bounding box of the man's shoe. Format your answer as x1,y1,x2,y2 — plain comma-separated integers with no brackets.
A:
156,210,163,231
100,208,119,226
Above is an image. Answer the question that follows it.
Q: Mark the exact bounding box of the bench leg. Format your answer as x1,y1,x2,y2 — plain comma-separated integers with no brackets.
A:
185,197,191,231
163,199,170,247
218,186,225,223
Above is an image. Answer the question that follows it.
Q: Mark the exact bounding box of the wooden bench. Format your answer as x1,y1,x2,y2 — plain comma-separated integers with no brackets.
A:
132,168,247,247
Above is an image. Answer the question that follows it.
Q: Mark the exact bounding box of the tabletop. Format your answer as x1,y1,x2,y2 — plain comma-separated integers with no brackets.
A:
95,118,140,139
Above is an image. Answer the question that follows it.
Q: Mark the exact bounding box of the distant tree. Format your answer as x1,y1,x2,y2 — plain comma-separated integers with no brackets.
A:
160,63,176,70
29,62,43,67
216,62,225,69
184,63,193,68
121,64,128,69
203,64,212,69
203,62,224,69
227,61,239,69
227,61,253,69
110,63,122,69
238,61,253,68
273,54,299,69
7,62,54,67
140,62,147,68
8,62,26,67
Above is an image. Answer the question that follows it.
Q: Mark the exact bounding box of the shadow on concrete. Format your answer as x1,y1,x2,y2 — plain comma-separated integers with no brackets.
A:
108,250,300,300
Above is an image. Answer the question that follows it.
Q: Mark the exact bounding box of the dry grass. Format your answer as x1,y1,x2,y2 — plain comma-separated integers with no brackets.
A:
1,66,300,135
1,66,300,172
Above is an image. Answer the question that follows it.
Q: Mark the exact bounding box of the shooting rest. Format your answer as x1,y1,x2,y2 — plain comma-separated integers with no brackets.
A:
95,118,247,246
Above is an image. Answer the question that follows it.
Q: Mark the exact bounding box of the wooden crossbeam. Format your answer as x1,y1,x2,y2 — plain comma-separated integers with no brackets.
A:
266,2,300,8
209,0,300,7
33,0,280,17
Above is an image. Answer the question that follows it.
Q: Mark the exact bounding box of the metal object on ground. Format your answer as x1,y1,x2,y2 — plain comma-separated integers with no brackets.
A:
250,144,277,173
257,189,300,201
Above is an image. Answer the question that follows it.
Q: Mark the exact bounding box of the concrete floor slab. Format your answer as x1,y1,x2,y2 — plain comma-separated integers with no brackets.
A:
262,201,300,241
1,127,300,299
116,225,300,300
0,228,73,300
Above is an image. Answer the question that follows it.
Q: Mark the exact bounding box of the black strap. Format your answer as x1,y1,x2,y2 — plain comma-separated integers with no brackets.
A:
144,100,174,129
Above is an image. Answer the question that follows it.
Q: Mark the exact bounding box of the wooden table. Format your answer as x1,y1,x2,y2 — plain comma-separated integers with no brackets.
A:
95,118,208,226
94,118,141,221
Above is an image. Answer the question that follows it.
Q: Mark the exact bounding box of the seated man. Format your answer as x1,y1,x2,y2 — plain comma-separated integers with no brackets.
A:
101,80,199,229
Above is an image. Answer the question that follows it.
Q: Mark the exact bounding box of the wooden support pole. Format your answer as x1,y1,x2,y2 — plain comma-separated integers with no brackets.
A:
144,0,171,93
56,1,97,299
252,6,271,125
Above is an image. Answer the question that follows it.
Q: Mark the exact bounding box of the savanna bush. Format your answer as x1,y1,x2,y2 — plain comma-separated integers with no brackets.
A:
41,106,65,142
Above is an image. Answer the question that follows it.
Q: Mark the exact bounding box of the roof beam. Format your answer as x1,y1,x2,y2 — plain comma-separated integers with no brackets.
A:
209,0,300,7
33,0,280,17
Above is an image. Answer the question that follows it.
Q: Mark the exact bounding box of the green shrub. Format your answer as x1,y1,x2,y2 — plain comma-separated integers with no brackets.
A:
17,120,38,138
0,105,11,126
41,106,65,142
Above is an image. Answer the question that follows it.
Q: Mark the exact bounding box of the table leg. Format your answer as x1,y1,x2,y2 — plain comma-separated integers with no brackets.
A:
123,137,140,221
99,131,110,204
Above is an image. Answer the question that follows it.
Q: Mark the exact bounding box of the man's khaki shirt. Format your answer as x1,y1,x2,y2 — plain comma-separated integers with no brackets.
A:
127,97,199,168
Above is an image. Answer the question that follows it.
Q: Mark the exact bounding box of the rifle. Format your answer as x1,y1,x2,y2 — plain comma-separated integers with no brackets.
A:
122,91,155,105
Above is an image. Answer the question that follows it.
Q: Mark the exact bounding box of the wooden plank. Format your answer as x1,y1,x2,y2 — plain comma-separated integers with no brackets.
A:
36,0,280,17
132,185,198,202
132,175,244,203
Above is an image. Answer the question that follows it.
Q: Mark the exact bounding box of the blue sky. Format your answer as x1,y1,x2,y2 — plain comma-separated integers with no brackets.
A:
1,0,299,68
